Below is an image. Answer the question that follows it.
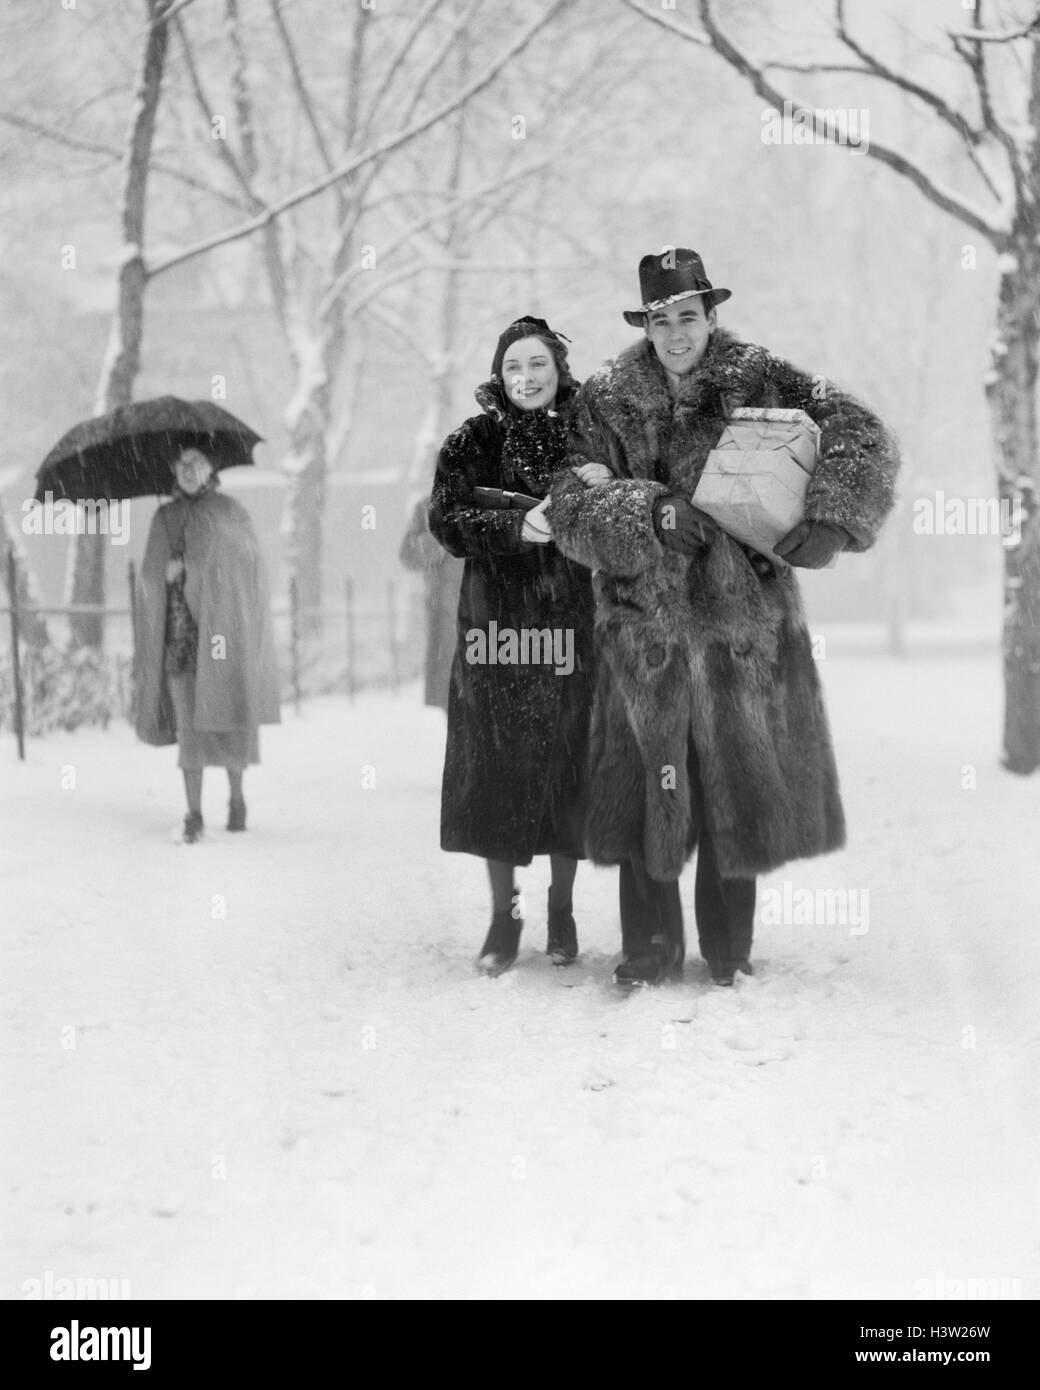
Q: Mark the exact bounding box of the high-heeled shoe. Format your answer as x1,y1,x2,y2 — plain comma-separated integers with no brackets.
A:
546,892,578,966
227,797,247,832
476,895,523,977
182,810,204,844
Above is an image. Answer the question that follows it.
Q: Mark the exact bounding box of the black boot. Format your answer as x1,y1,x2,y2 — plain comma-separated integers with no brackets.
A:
613,933,684,987
477,893,523,977
227,797,247,832
615,861,685,987
546,891,578,966
182,810,204,844
710,959,754,987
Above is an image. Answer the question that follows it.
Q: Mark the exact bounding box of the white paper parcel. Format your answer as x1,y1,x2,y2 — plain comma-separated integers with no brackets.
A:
692,407,822,560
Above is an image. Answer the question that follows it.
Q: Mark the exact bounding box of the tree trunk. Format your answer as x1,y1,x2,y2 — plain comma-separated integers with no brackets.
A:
407,71,467,496
66,0,169,647
281,323,339,630
406,242,464,494
404,272,462,497
988,239,1040,772
279,4,371,636
408,353,457,496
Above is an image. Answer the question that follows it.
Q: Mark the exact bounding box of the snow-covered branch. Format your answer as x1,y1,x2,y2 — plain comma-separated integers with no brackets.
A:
682,0,1011,244
319,154,554,318
618,0,707,46
173,12,258,208
153,0,198,25
835,0,985,149
0,107,247,211
266,0,337,175
947,5,1029,204
947,10,1040,43
148,0,571,280
354,0,448,151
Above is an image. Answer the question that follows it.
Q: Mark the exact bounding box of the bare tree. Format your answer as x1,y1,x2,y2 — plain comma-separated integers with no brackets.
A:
166,0,572,626
622,0,1040,773
146,1,571,279
64,0,173,647
389,0,654,495
23,0,570,646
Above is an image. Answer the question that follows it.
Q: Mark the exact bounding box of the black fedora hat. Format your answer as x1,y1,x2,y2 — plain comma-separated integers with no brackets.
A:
623,248,731,327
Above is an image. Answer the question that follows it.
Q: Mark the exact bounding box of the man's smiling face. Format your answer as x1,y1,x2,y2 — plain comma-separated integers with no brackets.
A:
645,296,715,375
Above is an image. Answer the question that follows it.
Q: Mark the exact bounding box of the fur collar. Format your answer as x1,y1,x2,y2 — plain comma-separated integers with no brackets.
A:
471,379,576,498
473,378,575,423
473,379,513,422
582,329,771,443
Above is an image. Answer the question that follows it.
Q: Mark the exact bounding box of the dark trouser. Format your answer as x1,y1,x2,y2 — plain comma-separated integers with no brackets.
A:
619,855,686,965
692,826,756,972
619,825,756,972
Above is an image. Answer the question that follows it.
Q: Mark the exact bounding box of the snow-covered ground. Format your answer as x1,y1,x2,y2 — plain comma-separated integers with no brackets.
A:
3,649,1038,1300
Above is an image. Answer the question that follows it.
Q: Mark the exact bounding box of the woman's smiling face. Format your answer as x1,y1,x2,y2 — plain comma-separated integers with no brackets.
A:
501,336,559,411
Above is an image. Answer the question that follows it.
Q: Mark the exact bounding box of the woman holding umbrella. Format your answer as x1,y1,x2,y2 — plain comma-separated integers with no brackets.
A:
35,397,280,841
134,448,281,842
429,316,597,975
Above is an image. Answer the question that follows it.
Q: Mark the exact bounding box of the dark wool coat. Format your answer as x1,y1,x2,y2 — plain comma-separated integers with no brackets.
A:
428,382,595,864
399,497,464,712
135,488,281,747
549,329,899,881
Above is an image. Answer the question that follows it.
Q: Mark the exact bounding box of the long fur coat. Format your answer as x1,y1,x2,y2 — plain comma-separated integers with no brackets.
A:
548,329,899,881
428,381,595,865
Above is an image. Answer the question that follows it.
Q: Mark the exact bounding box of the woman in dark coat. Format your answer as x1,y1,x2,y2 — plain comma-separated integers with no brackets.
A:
428,317,596,975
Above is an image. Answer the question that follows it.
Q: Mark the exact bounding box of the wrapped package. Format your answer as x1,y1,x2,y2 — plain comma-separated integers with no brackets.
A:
692,407,822,561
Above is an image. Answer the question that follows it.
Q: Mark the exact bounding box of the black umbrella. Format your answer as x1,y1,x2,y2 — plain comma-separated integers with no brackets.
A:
33,397,264,503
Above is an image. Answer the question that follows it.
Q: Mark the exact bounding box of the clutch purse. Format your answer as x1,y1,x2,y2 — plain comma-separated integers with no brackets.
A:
472,486,541,511
692,408,822,561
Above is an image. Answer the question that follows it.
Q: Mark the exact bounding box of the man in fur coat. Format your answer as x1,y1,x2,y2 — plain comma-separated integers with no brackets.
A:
548,249,899,986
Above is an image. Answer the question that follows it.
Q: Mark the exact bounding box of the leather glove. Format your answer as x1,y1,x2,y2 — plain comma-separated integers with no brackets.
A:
652,495,719,554
773,520,850,569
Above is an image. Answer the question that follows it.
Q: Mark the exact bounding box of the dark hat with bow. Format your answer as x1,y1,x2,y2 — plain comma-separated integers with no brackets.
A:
623,249,731,327
490,315,572,382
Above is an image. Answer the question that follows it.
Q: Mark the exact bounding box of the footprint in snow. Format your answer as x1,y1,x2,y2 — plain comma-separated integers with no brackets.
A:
720,1032,795,1065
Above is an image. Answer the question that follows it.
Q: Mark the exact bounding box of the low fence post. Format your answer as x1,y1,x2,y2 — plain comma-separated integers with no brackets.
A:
289,577,301,715
6,550,25,761
344,578,356,704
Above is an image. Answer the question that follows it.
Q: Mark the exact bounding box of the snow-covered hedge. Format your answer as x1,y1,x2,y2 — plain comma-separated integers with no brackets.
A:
0,644,132,736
